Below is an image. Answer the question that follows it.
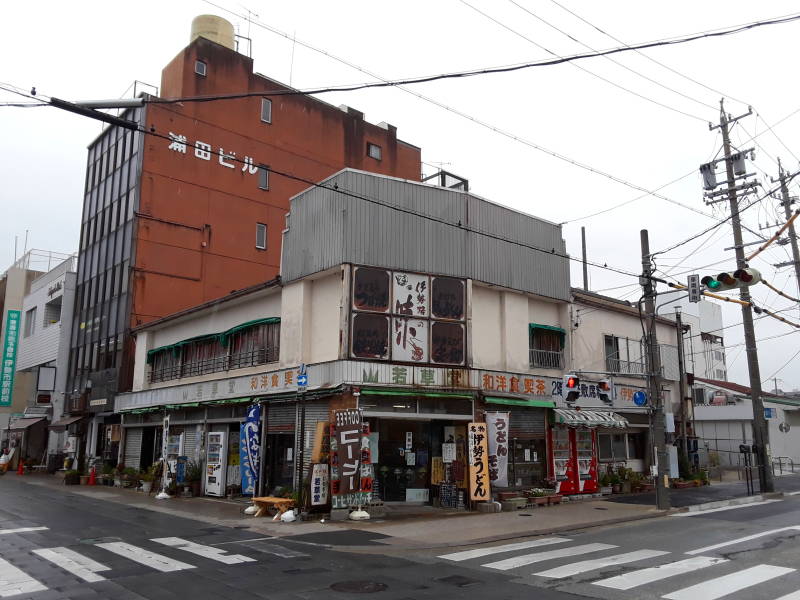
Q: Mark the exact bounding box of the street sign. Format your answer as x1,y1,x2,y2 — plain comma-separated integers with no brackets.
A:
297,363,308,390
633,391,648,406
687,274,701,303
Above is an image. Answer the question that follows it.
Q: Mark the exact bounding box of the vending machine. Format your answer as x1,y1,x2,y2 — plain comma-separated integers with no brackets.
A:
547,425,599,494
205,431,228,496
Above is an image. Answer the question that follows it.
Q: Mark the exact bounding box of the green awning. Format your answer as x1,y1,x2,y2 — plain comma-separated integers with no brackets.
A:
486,396,555,408
529,323,566,349
361,388,474,400
146,317,280,363
207,397,253,406
165,403,200,409
127,407,162,414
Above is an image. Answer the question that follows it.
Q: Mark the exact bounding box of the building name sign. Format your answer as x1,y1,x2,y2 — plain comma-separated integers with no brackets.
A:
47,280,63,297
167,132,260,175
1,311,21,407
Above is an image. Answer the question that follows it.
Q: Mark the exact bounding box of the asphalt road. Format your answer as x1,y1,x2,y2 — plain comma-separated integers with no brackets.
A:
0,477,577,600
420,488,800,600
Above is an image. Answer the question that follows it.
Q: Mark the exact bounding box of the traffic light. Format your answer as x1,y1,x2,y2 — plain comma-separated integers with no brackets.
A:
701,268,761,292
598,378,614,405
564,374,580,404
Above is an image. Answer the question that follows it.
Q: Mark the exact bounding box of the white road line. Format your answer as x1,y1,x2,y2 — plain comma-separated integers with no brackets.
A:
594,556,728,590
0,557,47,597
95,542,196,572
671,498,783,517
786,491,800,496
662,564,795,600
438,537,570,561
152,537,256,564
0,527,48,535
233,540,309,558
686,526,800,555
774,591,800,600
32,547,110,583
482,543,616,571
535,549,669,579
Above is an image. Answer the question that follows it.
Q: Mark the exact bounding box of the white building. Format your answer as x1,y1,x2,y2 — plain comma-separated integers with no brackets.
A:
15,256,77,459
665,298,727,382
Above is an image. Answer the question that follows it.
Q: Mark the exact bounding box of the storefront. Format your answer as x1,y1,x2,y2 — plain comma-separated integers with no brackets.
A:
548,408,628,494
358,388,474,507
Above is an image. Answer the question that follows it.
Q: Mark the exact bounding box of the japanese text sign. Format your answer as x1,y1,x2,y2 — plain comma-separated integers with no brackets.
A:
311,463,329,506
468,422,491,501
485,412,510,488
0,310,20,407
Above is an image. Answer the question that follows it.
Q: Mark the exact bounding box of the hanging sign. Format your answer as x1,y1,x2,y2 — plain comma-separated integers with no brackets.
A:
442,443,456,463
485,412,510,488
0,310,21,407
331,409,373,508
468,422,491,501
240,404,261,495
310,463,329,506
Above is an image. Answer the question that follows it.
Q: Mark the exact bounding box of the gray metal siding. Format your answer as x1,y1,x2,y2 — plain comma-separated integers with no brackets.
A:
508,407,547,438
282,170,570,300
267,403,296,433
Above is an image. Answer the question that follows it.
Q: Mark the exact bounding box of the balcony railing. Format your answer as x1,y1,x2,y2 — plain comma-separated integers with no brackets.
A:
149,347,278,383
529,348,564,369
605,357,646,375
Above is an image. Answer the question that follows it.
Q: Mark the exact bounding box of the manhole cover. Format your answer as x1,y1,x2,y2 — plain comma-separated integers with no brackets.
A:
330,581,388,593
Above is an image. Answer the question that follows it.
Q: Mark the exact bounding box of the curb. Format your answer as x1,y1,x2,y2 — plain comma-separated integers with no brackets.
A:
678,492,784,513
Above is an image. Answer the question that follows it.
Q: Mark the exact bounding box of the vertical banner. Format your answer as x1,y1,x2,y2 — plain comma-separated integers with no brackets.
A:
310,463,329,506
468,422,490,501
485,412,510,488
0,310,21,407
331,409,372,508
240,404,261,496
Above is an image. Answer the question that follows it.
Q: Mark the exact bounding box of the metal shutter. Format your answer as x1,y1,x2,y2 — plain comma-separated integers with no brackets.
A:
508,407,546,439
123,428,143,470
267,403,296,433
182,427,198,462
299,400,329,477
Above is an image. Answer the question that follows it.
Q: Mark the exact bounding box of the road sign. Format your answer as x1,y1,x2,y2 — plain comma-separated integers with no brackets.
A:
687,274,701,303
297,363,308,390
633,391,648,407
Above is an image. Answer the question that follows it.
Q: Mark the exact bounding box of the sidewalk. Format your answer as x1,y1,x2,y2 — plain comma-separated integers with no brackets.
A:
13,474,665,549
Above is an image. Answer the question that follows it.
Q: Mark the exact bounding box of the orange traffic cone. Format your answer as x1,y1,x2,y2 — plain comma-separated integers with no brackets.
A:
88,467,97,486
17,460,24,476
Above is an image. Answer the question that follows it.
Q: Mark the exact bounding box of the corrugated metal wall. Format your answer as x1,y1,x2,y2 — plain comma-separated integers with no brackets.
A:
267,403,296,433
508,407,547,438
282,170,570,300
123,428,143,470
296,400,329,488
183,427,198,463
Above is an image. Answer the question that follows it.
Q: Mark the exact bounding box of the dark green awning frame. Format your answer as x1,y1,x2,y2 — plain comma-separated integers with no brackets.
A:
146,317,280,363
485,396,555,408
529,323,566,348
361,388,474,400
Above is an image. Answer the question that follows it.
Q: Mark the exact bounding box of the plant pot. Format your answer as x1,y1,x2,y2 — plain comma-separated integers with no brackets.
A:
641,483,654,492
140,481,153,493
600,485,613,495
190,480,202,497
534,496,549,506
64,474,80,485
548,495,562,505
113,477,122,487
621,481,632,494
611,484,621,493
79,475,90,485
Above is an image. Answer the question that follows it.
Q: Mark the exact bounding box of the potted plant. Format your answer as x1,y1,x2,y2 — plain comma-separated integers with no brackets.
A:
139,467,155,493
599,473,613,495
64,470,81,485
185,460,203,497
530,488,550,506
79,472,90,485
122,467,139,488
610,474,622,493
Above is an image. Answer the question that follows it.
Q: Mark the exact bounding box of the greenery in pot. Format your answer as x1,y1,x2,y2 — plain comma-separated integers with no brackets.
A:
64,470,81,485
185,460,202,482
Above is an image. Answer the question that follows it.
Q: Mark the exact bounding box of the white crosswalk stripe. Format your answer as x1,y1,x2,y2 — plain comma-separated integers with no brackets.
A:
95,542,196,573
438,537,570,562
535,549,670,579
32,547,110,583
774,591,800,600
662,564,795,600
594,556,728,590
0,527,48,535
482,543,616,571
152,537,256,564
0,557,47,597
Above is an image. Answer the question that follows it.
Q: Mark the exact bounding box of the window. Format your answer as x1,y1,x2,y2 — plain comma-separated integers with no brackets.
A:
258,164,269,190
604,335,645,374
256,223,267,250
24,307,37,337
261,98,272,123
194,60,207,76
529,326,564,369
43,297,62,328
367,143,382,160
598,433,627,461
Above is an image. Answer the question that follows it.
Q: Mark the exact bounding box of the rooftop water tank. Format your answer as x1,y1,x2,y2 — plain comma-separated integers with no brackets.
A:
190,15,235,50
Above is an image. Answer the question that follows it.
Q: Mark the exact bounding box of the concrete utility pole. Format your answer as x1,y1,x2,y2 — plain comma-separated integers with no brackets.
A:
714,100,774,493
640,230,670,511
581,226,589,291
776,158,800,302
674,307,689,459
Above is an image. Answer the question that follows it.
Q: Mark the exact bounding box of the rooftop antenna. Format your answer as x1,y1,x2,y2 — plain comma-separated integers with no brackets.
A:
289,30,297,87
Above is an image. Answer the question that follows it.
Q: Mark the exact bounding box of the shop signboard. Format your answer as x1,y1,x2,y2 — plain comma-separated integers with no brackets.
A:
0,310,21,407
331,409,372,508
442,443,456,463
479,370,560,399
485,412,510,488
467,422,490,501
240,404,261,495
310,463,329,506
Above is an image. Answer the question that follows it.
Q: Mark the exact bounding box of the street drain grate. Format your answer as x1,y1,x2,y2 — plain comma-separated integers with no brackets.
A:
436,574,482,587
519,513,533,517
330,581,388,593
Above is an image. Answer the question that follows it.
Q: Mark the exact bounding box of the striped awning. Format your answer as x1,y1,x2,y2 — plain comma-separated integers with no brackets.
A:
554,408,628,428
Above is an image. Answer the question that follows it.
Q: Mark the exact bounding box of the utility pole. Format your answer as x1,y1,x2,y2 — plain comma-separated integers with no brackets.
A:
712,100,774,493
775,158,800,301
641,230,670,511
674,307,688,459
581,226,589,291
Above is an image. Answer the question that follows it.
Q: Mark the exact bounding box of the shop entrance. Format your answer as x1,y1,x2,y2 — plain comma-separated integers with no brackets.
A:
373,420,431,502
266,433,295,492
139,427,162,471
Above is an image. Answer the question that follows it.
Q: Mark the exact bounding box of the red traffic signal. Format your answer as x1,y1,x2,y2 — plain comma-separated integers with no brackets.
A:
565,375,579,389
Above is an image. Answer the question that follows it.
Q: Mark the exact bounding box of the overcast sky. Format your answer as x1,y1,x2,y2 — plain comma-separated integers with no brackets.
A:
2,1,800,390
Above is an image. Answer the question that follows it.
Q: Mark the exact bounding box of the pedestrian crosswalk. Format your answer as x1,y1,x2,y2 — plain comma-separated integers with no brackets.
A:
0,529,308,598
438,536,800,599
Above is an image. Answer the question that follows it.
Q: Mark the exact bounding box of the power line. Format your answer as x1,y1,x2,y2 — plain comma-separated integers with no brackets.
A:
762,345,800,383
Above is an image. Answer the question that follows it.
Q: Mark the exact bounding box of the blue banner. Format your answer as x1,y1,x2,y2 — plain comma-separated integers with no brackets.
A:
240,404,261,495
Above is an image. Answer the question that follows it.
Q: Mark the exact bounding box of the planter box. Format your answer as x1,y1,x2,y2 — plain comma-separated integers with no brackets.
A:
600,486,613,495
547,495,562,505
79,476,90,485
497,492,520,501
672,481,694,489
533,496,549,506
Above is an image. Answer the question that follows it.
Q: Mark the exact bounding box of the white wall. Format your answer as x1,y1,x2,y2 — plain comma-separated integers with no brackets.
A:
280,271,341,367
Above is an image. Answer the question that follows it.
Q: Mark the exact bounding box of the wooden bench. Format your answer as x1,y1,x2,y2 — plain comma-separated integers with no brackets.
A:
251,496,296,517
